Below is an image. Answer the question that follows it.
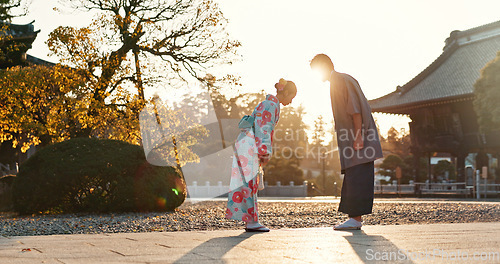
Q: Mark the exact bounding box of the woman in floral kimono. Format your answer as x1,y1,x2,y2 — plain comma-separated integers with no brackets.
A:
226,78,297,232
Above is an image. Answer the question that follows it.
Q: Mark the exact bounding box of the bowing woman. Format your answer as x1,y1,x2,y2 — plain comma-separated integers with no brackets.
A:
226,78,297,232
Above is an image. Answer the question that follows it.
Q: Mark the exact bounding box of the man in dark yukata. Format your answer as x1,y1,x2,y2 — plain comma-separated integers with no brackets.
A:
310,54,383,230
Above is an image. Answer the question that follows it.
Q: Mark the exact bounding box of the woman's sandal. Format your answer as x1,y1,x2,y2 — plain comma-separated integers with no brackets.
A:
245,226,270,232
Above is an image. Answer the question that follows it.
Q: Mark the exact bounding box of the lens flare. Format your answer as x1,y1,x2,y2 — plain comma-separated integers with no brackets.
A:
156,197,167,209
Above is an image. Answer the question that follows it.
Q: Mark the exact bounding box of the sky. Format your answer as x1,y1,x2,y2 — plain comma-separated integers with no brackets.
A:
12,0,500,137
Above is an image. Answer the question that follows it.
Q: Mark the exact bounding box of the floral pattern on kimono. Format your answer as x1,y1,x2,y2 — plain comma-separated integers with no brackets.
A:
226,94,280,222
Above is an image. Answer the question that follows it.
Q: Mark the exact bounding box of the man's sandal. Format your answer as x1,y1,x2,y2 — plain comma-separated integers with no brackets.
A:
333,218,362,230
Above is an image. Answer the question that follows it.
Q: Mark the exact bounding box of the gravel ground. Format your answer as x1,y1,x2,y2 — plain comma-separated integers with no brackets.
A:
1,200,499,237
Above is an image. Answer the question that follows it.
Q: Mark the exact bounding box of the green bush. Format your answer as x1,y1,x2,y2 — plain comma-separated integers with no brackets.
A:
0,175,15,211
12,138,186,214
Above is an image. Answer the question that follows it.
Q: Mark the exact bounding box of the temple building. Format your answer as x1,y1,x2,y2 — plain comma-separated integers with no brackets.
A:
0,21,53,68
369,20,500,184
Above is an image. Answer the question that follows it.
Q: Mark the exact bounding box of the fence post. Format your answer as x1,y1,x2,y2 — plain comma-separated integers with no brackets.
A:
192,181,197,198
303,181,308,197
476,170,480,199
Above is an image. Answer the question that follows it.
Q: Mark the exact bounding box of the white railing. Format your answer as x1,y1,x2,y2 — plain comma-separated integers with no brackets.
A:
476,184,500,196
374,182,500,197
187,181,228,199
259,181,308,197
186,181,308,198
417,182,467,191
374,184,415,194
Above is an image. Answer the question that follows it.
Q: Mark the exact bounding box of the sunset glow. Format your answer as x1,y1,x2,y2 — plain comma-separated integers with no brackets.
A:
12,0,500,137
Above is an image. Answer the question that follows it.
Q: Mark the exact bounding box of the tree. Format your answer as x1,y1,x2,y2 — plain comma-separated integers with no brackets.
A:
433,160,456,182
402,155,427,183
46,0,240,139
264,148,304,185
261,105,307,186
305,170,313,180
0,0,28,21
0,65,87,156
381,126,411,157
312,115,326,147
208,88,265,121
140,95,209,167
325,122,341,172
474,51,500,133
379,154,404,182
273,105,308,153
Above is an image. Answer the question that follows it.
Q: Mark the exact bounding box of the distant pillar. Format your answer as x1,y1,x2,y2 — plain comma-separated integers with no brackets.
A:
413,152,421,182
495,153,500,184
428,152,433,184
457,153,467,182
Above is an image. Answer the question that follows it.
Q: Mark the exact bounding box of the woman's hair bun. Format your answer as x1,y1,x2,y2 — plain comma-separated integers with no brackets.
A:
275,78,287,91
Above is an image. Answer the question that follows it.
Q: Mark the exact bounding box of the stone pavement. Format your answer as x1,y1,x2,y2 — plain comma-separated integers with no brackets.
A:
1,222,499,264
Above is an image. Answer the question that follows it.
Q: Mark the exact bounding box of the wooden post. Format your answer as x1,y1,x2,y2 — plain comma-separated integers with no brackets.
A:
428,153,432,190
396,166,402,197
413,153,421,182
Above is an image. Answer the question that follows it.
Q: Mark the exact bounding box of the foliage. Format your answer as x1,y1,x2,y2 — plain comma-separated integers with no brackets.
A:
403,155,428,183
379,154,427,184
263,105,308,185
0,0,29,21
208,87,265,120
0,174,15,211
312,115,326,146
1,0,242,155
48,0,240,104
273,105,308,152
264,148,304,185
141,95,209,167
307,172,342,196
12,138,186,214
324,123,341,171
0,65,87,152
380,126,411,157
474,51,500,133
379,154,403,179
433,160,456,181
19,0,241,156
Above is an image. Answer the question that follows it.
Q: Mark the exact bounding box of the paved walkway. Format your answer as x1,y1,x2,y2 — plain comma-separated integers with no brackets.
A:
1,222,499,263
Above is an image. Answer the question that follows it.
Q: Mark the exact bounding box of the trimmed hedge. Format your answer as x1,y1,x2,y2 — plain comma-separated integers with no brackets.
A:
0,175,15,211
12,138,186,214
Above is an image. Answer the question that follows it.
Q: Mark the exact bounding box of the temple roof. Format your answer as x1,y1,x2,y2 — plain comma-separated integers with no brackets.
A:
369,20,500,114
0,21,39,40
0,21,50,69
26,54,55,67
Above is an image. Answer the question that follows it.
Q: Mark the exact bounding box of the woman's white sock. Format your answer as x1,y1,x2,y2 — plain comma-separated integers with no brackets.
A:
246,221,261,229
